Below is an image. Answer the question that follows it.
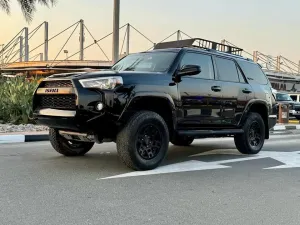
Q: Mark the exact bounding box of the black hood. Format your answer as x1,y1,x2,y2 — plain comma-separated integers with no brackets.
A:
47,70,167,80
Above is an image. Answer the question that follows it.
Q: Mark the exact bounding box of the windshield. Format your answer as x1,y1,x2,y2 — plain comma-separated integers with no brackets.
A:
276,93,293,101
111,52,177,72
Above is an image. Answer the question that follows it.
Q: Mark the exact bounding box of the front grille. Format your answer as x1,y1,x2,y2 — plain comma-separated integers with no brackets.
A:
43,80,73,88
37,95,77,110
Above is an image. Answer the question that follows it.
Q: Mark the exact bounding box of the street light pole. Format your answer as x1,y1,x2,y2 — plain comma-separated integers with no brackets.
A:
112,0,120,64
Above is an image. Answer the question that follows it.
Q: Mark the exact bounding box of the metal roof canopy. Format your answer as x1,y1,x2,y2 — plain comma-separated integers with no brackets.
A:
153,38,243,56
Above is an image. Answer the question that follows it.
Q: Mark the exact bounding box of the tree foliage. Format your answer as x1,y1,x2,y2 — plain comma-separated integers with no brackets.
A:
0,0,56,23
0,76,39,124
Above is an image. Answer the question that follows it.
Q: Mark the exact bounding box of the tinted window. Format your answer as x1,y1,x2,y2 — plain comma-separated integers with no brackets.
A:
179,52,214,79
238,61,268,84
215,57,239,82
112,52,177,72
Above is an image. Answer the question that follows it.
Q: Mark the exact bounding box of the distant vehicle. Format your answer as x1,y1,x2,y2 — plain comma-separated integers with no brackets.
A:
32,38,277,171
275,92,300,120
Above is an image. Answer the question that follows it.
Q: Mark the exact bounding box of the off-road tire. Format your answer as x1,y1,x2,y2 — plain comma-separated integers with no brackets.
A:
170,135,194,146
116,110,169,171
234,112,265,154
49,128,94,156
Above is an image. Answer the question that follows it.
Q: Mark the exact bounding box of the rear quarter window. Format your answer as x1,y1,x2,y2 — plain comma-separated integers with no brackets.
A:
237,60,269,85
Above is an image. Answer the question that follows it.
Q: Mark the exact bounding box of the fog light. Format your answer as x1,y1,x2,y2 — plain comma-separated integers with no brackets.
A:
96,103,103,111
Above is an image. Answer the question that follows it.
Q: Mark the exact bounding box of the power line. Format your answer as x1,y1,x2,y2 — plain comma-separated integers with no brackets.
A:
50,23,80,66
84,24,110,61
51,24,127,68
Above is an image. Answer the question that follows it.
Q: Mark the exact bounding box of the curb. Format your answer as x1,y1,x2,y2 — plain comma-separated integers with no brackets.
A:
0,134,49,144
0,124,299,144
270,124,300,131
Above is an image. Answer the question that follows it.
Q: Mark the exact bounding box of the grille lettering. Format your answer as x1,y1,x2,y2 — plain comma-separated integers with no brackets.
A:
45,88,59,93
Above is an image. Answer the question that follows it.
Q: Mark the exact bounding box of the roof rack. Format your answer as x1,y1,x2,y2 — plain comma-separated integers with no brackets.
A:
153,38,243,56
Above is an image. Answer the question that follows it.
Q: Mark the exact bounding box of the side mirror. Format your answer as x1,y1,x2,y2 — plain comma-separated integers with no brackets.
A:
178,65,201,76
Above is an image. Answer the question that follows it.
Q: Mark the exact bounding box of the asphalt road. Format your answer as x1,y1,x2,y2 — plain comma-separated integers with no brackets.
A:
1,131,300,225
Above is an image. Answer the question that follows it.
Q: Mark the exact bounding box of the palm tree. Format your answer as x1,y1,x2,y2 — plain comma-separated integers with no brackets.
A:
0,0,56,23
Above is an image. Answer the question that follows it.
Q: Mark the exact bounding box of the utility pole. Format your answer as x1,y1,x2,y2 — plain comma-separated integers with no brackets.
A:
79,19,84,60
276,56,281,72
112,0,120,64
177,30,180,41
44,22,49,61
24,27,29,62
126,23,130,55
19,36,23,62
40,53,44,61
253,51,258,63
0,44,4,67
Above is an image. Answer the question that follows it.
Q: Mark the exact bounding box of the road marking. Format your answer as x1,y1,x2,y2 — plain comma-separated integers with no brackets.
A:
100,150,300,180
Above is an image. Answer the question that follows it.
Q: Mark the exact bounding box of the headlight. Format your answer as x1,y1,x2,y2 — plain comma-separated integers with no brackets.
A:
79,76,123,90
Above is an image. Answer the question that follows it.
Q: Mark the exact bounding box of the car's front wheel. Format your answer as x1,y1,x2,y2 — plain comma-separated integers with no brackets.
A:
234,112,265,154
116,111,169,171
49,128,94,156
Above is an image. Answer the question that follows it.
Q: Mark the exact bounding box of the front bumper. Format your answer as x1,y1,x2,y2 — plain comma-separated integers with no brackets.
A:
32,79,120,134
289,110,300,116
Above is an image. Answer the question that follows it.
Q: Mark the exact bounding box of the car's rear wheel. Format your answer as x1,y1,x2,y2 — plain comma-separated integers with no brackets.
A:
116,110,169,171
234,112,265,154
49,128,94,156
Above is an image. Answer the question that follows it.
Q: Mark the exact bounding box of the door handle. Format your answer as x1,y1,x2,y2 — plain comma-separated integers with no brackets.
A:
242,88,252,94
211,86,222,92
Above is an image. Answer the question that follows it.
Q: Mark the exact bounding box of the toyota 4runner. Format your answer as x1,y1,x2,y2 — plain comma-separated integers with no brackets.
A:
32,38,277,171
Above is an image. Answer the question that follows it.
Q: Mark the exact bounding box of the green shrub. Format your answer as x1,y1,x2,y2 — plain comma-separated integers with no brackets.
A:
0,76,39,124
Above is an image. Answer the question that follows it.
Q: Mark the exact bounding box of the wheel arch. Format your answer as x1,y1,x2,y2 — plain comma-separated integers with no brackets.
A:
118,92,177,135
239,100,270,139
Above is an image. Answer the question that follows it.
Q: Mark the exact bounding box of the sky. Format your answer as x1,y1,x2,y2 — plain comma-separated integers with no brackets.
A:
0,0,299,63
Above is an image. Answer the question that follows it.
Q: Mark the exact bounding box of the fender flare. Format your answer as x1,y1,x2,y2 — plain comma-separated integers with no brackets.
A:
118,91,177,128
238,99,269,127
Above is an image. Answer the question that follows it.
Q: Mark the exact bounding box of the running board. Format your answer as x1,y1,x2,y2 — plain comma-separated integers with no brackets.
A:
177,129,244,137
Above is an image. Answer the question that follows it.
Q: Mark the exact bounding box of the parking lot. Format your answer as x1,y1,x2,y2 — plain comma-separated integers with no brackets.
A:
1,131,300,225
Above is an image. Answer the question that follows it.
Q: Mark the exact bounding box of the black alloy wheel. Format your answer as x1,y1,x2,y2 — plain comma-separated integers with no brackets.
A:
136,124,163,160
234,112,265,155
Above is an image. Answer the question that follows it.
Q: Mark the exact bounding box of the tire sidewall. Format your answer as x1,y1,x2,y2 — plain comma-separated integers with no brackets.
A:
124,113,169,170
244,113,265,153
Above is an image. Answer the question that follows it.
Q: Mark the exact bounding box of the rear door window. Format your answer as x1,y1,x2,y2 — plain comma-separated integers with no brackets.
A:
214,57,240,83
238,60,269,84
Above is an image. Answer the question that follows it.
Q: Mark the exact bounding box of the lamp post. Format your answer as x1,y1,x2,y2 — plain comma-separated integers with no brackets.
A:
112,0,120,64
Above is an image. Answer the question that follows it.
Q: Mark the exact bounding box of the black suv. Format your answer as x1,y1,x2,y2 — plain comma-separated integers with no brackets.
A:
32,38,277,171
